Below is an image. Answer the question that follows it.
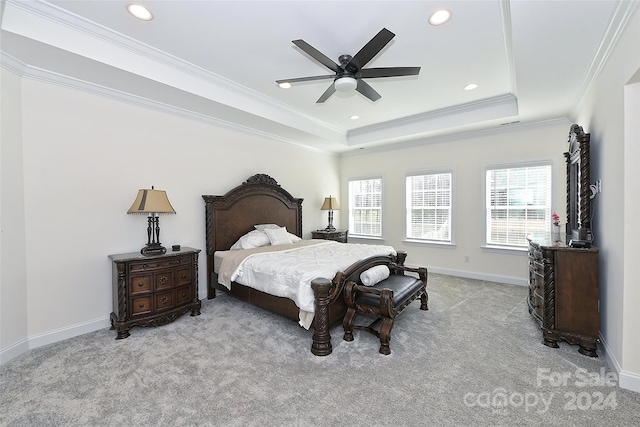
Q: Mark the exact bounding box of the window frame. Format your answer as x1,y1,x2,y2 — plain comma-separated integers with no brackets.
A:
484,160,554,250
404,169,455,246
348,176,384,239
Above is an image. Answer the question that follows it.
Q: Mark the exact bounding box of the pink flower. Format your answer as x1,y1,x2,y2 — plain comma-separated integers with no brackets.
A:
552,212,560,226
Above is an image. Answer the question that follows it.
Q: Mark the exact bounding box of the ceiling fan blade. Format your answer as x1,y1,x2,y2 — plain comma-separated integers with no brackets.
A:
356,79,381,102
347,28,395,71
276,75,335,85
359,67,421,78
316,84,336,103
292,39,340,72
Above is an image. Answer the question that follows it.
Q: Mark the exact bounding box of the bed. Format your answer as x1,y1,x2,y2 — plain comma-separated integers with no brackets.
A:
202,173,405,356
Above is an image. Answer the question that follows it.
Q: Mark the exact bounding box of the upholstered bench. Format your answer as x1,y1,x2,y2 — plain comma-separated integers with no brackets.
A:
343,264,428,355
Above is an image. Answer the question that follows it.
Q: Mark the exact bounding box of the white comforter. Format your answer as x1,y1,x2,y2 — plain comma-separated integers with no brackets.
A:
215,240,396,327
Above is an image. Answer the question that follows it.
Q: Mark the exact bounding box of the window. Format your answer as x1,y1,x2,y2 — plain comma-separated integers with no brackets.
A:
486,163,552,247
406,172,452,243
349,178,382,237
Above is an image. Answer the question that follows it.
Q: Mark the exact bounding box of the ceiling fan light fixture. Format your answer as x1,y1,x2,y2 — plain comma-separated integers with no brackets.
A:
334,77,358,92
429,9,451,26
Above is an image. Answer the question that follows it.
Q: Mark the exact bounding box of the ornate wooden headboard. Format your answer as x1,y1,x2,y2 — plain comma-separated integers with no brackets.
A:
202,173,303,255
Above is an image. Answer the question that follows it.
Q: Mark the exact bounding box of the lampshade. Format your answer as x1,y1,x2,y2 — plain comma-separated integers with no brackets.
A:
321,197,340,211
127,188,175,215
334,77,357,92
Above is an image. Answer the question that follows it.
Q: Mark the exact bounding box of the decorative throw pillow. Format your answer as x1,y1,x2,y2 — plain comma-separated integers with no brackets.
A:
230,229,271,250
360,265,390,286
254,224,281,231
264,226,293,246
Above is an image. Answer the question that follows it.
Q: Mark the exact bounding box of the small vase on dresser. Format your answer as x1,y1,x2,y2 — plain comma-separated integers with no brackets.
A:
552,224,562,243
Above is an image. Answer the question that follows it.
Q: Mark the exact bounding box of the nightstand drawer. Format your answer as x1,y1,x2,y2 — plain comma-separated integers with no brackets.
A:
175,267,191,286
131,296,152,316
129,275,152,294
128,256,190,273
154,271,175,291
155,290,175,312
176,285,192,306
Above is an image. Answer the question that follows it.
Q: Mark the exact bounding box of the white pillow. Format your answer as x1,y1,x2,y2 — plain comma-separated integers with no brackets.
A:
264,226,293,246
288,233,302,243
360,265,390,286
230,229,270,250
254,224,281,231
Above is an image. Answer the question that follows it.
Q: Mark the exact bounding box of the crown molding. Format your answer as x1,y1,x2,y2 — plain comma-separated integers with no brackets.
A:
347,94,519,146
2,0,345,142
1,50,331,154
340,118,570,157
572,0,640,116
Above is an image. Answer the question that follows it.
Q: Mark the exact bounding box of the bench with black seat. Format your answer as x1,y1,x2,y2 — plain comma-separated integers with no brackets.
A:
343,263,428,355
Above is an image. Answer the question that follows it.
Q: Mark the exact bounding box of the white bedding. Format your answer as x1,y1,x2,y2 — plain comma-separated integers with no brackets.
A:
214,240,396,328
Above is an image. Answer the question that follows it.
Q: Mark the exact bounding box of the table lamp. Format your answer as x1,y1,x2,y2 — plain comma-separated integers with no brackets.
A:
127,186,175,255
321,196,340,231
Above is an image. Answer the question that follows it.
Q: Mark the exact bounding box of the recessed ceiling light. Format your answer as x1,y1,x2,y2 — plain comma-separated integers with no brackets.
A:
278,82,291,89
127,4,153,21
464,83,478,91
429,9,452,26
350,115,360,120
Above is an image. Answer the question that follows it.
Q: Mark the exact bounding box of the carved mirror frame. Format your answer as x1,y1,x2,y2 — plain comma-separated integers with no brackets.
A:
565,124,591,241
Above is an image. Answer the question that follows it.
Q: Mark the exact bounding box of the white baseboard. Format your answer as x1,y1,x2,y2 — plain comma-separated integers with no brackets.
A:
598,330,640,393
0,316,111,365
407,265,528,287
619,370,640,393
0,338,29,365
29,316,111,349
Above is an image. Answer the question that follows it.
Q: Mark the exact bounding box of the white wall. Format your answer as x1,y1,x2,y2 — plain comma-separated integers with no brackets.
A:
0,66,29,363
339,121,570,284
575,5,640,391
1,71,340,361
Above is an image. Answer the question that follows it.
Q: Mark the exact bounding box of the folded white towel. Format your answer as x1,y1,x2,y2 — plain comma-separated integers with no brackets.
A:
360,265,390,287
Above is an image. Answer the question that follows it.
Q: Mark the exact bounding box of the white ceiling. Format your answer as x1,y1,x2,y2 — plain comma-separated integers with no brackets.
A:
1,0,636,153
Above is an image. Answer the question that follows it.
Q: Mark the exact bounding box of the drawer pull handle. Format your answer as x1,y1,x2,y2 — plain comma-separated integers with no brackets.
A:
138,303,145,308
181,292,186,297
142,264,147,269
161,296,169,304
137,281,144,287
181,274,187,279
159,276,168,285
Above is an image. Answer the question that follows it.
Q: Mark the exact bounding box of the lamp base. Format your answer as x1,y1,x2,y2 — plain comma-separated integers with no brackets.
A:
324,225,336,232
141,244,167,256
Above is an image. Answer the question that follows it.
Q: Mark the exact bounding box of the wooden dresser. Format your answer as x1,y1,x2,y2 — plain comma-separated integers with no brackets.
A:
527,236,599,356
109,247,201,339
311,229,348,243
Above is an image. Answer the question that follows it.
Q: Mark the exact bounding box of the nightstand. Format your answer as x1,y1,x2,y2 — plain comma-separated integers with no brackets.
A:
109,247,201,339
312,229,348,243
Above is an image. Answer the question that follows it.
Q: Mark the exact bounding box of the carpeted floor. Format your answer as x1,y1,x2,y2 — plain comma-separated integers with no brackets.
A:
1,273,639,426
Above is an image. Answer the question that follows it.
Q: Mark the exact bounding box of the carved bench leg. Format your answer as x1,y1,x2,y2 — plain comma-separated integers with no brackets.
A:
420,290,429,310
379,317,394,355
343,307,356,342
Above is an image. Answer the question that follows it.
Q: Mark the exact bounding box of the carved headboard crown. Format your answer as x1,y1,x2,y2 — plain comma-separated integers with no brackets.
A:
202,174,303,255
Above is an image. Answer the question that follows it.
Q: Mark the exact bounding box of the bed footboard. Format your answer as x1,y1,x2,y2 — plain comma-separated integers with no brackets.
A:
309,251,407,356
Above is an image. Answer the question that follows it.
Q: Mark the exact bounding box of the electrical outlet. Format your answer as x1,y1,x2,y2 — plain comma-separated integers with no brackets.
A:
597,179,602,193
464,255,470,263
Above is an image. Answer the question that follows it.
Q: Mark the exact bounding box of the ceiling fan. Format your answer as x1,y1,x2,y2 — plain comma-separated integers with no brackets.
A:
276,28,420,103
